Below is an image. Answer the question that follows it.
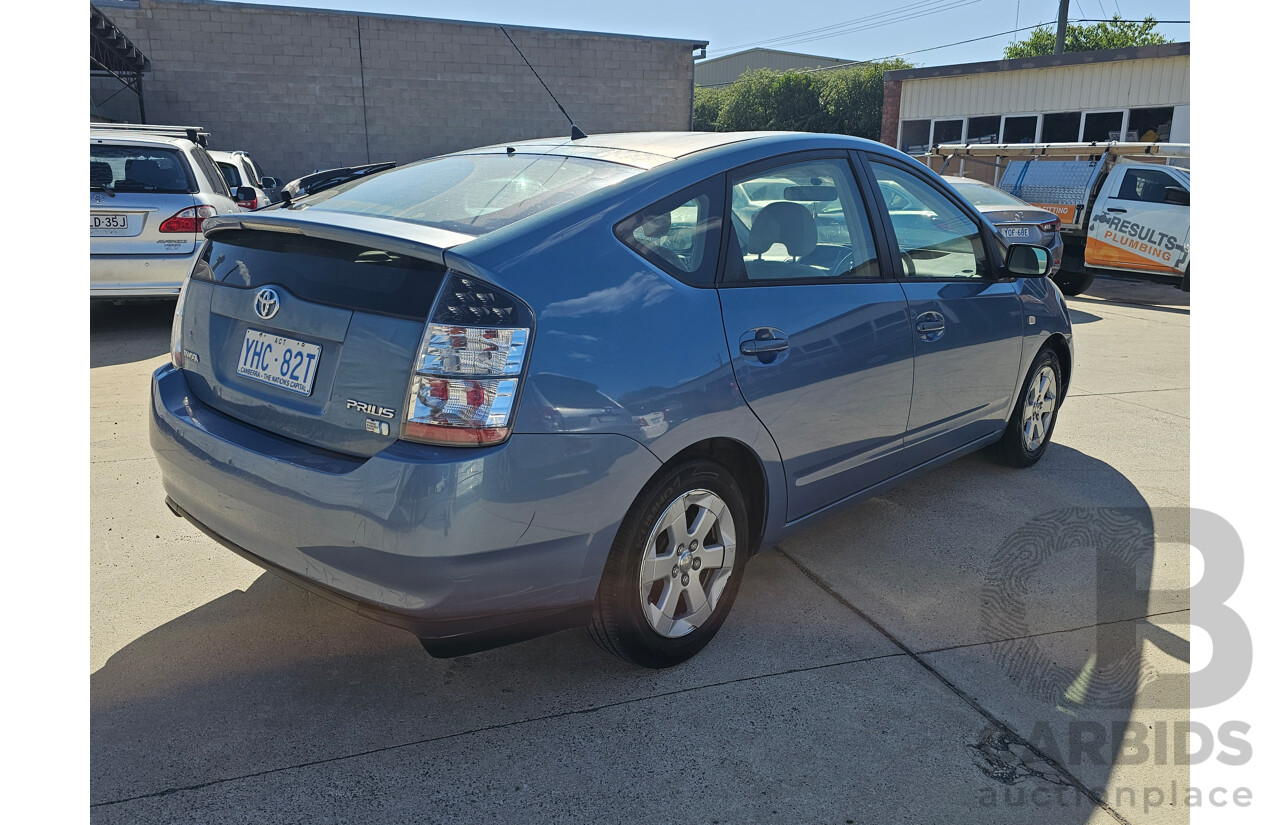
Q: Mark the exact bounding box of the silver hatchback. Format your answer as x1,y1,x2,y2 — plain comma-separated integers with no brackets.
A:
90,128,241,299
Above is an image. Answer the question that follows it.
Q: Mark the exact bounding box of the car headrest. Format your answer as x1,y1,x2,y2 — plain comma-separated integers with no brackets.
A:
639,211,671,239
90,161,114,186
747,201,817,258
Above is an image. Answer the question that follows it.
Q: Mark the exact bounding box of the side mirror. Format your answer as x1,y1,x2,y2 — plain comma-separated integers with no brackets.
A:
236,186,257,203
1164,186,1190,206
261,176,279,190
1006,244,1052,278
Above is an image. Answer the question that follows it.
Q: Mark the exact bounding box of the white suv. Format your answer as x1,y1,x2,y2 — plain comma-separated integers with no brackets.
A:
90,125,243,299
209,149,280,210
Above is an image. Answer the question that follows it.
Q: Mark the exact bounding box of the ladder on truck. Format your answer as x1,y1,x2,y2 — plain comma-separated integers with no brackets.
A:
927,142,1190,233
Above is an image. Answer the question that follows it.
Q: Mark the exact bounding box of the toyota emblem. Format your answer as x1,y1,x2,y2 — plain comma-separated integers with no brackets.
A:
255,288,281,320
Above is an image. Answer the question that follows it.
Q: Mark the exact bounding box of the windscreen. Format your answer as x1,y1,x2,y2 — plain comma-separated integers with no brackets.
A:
298,153,640,236
90,144,194,194
949,182,1030,209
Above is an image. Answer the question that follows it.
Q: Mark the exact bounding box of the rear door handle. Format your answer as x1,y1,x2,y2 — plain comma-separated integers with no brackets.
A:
915,311,945,342
740,337,789,355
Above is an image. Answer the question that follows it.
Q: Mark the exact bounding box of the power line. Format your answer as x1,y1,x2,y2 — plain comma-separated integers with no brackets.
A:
706,0,984,55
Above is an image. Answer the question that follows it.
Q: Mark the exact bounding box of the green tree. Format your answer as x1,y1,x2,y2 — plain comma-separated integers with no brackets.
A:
1003,14,1169,58
692,59,912,137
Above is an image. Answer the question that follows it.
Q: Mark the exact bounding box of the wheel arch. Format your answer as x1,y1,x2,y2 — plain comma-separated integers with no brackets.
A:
663,437,769,558
1045,332,1072,396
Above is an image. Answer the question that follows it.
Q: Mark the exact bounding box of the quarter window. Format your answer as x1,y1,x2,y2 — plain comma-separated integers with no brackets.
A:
869,160,988,280
614,178,723,286
727,158,880,282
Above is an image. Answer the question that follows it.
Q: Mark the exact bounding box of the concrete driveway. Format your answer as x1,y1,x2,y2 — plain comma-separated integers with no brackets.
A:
90,277,1190,824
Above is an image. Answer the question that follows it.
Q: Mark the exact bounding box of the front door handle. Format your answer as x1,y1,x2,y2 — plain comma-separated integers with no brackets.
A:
915,311,945,342
1107,207,1128,213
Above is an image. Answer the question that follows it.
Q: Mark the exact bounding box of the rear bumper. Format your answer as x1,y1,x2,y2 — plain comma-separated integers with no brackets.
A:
150,364,661,654
91,251,197,297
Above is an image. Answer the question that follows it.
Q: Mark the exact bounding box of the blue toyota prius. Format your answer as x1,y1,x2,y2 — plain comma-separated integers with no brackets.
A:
151,131,1072,667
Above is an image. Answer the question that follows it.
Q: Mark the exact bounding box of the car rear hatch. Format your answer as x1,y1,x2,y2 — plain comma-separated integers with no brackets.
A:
981,208,1058,246
90,141,201,256
178,213,474,457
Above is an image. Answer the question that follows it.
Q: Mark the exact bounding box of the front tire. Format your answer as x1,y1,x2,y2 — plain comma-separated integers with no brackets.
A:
589,458,749,668
990,347,1063,468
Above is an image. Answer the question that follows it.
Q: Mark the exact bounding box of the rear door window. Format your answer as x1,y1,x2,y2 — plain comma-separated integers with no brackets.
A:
90,144,195,194
614,177,724,287
192,147,232,198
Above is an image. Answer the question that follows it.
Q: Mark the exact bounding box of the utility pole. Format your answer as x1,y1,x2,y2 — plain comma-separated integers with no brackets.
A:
1054,0,1069,54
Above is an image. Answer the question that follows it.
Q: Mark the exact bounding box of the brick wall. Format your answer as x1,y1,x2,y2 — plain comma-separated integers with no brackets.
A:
878,77,901,148
91,0,702,181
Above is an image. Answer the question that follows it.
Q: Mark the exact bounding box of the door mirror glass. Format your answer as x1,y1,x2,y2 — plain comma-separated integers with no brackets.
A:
236,185,257,203
261,176,279,189
1006,244,1051,277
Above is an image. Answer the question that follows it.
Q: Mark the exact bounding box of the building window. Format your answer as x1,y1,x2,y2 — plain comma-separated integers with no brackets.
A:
1127,107,1174,143
900,120,931,154
933,119,963,145
1083,111,1124,142
966,116,1000,144
1002,115,1038,144
1042,111,1082,143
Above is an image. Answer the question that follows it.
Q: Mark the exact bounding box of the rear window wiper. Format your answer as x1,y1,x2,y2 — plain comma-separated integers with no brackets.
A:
281,162,396,205
90,183,115,198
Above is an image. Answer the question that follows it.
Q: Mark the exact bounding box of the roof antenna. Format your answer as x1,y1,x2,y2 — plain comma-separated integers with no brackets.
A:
499,26,587,140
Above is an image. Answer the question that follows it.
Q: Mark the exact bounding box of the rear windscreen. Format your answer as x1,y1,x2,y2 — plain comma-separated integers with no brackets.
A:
216,161,243,189
90,144,194,194
298,153,639,236
196,230,447,321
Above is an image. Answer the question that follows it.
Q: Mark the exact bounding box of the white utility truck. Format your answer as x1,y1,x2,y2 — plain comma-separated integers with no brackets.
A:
928,142,1190,294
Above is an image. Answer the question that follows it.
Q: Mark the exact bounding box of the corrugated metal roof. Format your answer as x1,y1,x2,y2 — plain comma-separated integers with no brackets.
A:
695,47,853,87
900,54,1190,119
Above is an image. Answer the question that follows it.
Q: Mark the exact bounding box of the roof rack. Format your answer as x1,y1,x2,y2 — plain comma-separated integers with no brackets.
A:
90,123,211,147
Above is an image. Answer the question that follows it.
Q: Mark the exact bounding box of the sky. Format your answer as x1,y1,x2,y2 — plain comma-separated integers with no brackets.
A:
209,0,1191,67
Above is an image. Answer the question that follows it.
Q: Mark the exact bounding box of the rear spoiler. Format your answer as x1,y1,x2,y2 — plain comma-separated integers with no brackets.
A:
202,210,474,267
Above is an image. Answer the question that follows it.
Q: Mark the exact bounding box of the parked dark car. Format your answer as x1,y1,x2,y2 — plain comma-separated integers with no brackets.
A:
153,132,1070,667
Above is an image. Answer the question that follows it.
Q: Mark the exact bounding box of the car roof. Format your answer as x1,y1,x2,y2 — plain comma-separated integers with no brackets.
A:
941,175,994,186
454,131,879,170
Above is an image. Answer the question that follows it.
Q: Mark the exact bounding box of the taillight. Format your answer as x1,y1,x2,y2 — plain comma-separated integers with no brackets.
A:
402,273,532,447
237,198,258,210
170,275,192,368
159,205,217,233
1038,217,1061,232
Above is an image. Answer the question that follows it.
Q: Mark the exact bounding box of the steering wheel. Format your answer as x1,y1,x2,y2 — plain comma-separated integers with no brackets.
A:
899,250,917,277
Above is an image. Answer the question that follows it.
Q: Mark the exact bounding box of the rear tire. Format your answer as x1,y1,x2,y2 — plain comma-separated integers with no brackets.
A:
588,458,748,668
990,347,1063,468
1052,269,1095,297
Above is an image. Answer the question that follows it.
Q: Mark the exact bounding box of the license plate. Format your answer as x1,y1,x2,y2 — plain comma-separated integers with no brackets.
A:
999,226,1032,239
236,329,322,396
90,213,130,234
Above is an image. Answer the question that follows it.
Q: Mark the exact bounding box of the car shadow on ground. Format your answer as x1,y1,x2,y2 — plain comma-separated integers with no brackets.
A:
90,300,176,368
91,442,1185,822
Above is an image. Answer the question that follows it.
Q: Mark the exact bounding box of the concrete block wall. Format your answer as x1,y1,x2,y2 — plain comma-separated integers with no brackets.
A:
91,0,703,181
